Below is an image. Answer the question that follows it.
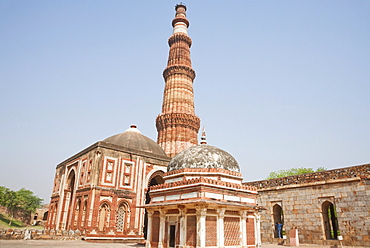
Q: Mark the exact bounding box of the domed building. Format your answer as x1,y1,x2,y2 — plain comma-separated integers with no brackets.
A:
144,136,260,248
46,125,170,241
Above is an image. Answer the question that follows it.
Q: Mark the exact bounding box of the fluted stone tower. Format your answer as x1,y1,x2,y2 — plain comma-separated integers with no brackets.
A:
156,4,200,157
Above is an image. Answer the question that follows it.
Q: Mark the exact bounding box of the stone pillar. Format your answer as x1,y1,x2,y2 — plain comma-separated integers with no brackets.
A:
179,207,186,248
145,210,154,248
158,210,166,248
217,208,225,248
255,212,262,248
289,228,300,246
196,207,207,248
240,211,247,248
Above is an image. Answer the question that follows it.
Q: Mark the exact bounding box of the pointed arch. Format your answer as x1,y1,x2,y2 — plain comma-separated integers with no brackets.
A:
272,204,284,238
322,201,339,240
65,169,76,229
116,200,131,233
74,198,81,226
81,200,87,227
144,170,165,239
98,202,111,232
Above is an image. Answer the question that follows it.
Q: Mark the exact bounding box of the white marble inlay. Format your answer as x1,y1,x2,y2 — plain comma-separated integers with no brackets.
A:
205,192,223,200
181,192,198,199
224,195,240,202
166,194,180,201
165,177,183,183
152,196,165,202
173,22,188,34
241,197,256,204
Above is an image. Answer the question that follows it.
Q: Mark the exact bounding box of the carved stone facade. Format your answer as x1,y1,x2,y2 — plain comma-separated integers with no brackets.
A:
244,163,370,247
46,126,170,242
156,4,200,158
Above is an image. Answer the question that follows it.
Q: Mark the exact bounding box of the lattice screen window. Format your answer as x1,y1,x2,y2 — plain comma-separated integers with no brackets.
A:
206,216,217,246
186,215,197,247
116,204,127,232
224,217,241,246
246,217,256,245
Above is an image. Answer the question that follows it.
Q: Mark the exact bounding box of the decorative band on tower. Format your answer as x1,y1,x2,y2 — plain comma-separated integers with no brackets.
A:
156,3,200,157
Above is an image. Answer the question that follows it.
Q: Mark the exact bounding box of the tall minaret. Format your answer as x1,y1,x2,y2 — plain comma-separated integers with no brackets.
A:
156,3,200,157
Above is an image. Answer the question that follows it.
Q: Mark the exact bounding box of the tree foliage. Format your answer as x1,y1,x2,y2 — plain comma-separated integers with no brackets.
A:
0,186,43,225
266,167,327,179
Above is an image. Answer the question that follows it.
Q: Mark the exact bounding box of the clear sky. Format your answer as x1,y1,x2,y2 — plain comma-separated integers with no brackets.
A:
1,1,369,202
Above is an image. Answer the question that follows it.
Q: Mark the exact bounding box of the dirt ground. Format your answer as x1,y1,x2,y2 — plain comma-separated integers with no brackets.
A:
0,240,359,248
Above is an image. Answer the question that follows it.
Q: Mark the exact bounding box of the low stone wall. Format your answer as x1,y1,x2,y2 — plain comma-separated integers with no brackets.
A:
243,163,370,247
245,163,369,189
0,228,82,240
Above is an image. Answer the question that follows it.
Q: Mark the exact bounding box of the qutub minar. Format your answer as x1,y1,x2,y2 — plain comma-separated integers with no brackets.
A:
156,2,200,158
45,3,260,247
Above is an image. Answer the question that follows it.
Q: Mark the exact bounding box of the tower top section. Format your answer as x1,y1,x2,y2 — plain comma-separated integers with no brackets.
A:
156,4,200,157
172,3,189,35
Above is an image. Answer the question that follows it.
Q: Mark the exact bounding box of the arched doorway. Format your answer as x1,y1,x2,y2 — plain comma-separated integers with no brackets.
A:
144,172,164,239
273,204,284,238
65,170,76,229
322,201,339,240
43,211,48,221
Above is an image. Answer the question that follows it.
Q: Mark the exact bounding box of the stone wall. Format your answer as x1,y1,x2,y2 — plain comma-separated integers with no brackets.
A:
244,164,370,247
0,228,82,240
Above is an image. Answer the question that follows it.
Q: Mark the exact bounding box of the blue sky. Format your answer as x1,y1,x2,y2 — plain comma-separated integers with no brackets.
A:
1,1,369,202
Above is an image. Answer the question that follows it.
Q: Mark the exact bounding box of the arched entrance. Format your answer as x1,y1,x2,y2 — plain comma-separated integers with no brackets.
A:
273,204,284,238
322,201,339,240
65,170,76,229
144,171,164,239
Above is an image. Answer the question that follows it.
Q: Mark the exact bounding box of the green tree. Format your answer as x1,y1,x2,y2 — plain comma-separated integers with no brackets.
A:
0,186,43,225
266,167,327,179
16,188,43,221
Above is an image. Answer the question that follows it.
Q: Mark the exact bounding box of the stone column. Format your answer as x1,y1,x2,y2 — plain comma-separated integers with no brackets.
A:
158,210,166,248
255,212,261,248
179,207,186,248
217,208,225,248
145,210,154,248
196,207,207,248
240,210,247,248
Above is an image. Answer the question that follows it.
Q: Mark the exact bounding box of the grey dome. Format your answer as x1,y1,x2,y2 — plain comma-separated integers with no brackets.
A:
103,125,167,157
168,144,240,172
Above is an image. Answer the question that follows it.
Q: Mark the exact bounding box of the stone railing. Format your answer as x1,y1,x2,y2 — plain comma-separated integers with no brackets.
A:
244,163,370,189
0,228,82,240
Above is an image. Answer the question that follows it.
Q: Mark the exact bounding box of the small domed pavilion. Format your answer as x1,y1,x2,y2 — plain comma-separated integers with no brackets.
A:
144,137,260,248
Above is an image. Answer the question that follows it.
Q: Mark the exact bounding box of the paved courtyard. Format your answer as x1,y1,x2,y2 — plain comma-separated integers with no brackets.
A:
0,240,358,248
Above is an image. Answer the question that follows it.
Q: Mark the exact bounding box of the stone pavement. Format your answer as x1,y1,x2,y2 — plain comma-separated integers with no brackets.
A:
0,240,358,248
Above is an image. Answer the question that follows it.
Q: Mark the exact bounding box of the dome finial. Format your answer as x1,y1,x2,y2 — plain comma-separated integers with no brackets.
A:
200,127,207,144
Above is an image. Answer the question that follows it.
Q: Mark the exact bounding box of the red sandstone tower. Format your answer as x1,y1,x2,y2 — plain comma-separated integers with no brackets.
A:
156,4,200,157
